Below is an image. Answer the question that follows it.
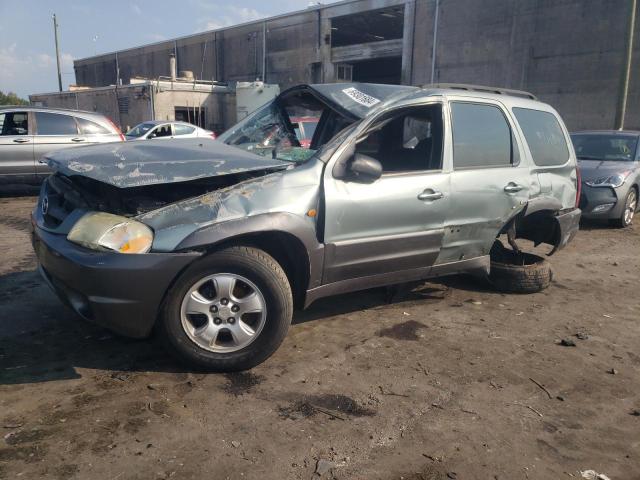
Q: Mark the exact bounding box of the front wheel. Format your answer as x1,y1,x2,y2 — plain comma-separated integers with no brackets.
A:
159,246,293,371
611,188,637,228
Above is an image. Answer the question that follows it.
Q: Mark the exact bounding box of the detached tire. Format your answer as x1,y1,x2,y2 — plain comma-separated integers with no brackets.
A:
159,246,293,372
489,242,552,294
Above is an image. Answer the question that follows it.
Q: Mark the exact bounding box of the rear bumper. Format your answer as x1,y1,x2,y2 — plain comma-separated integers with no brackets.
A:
32,218,201,338
552,207,581,253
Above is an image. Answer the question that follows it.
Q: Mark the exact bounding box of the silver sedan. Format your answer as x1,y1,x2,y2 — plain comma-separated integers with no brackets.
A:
125,121,215,141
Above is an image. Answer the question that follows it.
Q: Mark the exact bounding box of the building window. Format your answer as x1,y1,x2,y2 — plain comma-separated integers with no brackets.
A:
336,64,353,82
331,6,404,48
175,107,205,128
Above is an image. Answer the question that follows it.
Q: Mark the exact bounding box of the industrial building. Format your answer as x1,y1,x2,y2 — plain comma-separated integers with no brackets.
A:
30,77,234,134
67,0,638,131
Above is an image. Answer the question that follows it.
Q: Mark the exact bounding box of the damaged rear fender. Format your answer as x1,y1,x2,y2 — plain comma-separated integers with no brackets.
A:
512,198,580,254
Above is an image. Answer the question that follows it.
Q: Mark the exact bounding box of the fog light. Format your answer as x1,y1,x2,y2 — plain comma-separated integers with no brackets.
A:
591,203,615,213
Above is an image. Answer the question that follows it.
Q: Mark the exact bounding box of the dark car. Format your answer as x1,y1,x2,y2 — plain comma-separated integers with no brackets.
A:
572,131,640,227
32,83,580,371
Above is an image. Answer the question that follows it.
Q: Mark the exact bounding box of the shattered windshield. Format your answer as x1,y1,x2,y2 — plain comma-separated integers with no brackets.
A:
572,134,639,161
218,100,317,164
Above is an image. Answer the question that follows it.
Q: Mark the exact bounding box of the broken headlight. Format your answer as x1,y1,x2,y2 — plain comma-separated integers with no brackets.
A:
585,171,631,188
67,212,153,254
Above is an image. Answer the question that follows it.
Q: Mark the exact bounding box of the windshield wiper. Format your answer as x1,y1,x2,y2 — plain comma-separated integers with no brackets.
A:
577,155,602,160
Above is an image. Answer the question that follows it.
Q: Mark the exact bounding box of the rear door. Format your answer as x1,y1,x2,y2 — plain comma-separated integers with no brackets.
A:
75,115,121,145
438,99,530,264
173,123,196,138
33,111,83,176
0,110,35,181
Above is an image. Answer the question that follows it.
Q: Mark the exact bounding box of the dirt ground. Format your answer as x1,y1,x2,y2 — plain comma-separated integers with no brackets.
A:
0,193,639,480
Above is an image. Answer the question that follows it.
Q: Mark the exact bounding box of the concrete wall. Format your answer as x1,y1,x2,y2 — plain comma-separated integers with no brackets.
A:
30,86,149,131
153,88,236,132
410,0,639,131
73,0,640,131
30,84,235,133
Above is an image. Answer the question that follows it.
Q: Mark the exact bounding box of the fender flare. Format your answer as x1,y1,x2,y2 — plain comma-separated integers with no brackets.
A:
174,212,325,290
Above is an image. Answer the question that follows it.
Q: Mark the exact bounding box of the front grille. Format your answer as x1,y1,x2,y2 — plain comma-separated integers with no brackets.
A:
42,175,89,228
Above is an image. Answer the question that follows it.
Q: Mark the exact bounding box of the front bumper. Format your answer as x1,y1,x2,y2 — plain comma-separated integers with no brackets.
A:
579,184,623,219
32,216,201,338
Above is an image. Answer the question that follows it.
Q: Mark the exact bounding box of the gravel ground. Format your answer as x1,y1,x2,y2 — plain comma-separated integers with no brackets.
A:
0,194,639,480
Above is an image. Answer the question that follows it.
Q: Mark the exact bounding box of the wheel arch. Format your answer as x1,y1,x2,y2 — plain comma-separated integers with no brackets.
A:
498,197,565,254
174,213,324,309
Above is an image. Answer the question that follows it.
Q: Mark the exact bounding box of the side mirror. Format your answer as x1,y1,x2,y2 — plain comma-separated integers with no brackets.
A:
349,153,382,182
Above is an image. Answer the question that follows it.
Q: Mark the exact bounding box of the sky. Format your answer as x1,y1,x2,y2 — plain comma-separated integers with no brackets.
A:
0,0,339,99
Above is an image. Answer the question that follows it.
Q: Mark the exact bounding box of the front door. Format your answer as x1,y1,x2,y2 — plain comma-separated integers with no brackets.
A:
0,110,35,181
438,100,530,264
322,103,450,284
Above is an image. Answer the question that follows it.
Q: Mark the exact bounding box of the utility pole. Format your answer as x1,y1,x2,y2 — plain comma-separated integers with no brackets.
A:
430,0,440,84
615,0,637,130
53,13,63,92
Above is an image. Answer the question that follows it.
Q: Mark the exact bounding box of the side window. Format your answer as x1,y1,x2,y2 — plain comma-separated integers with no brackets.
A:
35,112,78,135
174,124,196,136
151,125,172,138
76,117,110,135
513,108,569,166
0,112,29,136
451,103,513,169
355,104,444,173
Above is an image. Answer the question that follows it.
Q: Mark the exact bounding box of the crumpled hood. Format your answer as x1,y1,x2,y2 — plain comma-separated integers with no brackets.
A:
577,159,635,182
45,138,289,188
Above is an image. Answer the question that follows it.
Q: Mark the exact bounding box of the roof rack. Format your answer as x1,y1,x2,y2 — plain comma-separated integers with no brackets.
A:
423,83,537,100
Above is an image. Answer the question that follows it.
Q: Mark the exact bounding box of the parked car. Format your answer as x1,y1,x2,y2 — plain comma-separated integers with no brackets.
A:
0,106,124,184
571,130,640,227
32,83,580,371
125,121,215,141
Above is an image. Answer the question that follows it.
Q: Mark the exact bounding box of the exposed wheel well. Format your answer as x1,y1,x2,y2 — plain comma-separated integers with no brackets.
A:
202,231,310,309
499,209,560,251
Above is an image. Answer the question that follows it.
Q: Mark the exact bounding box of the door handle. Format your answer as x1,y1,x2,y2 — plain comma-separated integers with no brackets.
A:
504,183,524,193
71,137,85,142
13,138,29,143
418,189,444,201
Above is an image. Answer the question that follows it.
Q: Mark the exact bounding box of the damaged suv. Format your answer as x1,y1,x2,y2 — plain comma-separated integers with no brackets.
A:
32,83,581,371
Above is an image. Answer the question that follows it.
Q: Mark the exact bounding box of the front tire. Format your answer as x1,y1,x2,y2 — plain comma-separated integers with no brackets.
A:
159,246,293,371
611,188,637,228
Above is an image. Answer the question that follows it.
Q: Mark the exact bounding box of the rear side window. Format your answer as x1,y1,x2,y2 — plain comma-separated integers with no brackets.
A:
513,108,569,166
174,124,196,136
0,112,29,136
451,103,512,168
35,112,78,135
76,117,110,135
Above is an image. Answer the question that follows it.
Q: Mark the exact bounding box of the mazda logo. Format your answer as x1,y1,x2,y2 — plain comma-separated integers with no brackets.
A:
41,196,49,215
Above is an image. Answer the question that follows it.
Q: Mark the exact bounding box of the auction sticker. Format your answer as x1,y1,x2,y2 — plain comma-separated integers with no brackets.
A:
342,87,381,107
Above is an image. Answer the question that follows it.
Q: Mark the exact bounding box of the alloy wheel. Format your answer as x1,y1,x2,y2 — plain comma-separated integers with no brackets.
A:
180,273,267,353
624,189,637,226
